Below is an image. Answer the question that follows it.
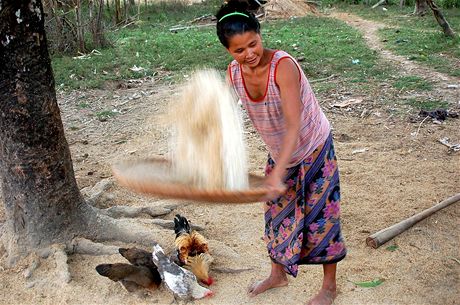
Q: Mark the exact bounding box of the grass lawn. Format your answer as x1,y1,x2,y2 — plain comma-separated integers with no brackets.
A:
51,1,392,93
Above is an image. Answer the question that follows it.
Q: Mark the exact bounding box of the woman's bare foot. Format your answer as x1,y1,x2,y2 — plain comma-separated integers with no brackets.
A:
306,287,337,305
248,276,289,297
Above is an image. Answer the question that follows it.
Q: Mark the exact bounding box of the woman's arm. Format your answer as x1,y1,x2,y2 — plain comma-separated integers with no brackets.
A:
264,58,302,200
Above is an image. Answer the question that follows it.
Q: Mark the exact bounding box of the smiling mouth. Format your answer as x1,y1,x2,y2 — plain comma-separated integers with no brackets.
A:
246,58,257,64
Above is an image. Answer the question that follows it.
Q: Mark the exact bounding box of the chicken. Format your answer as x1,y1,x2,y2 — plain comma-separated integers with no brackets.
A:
151,242,213,301
95,263,160,292
186,253,214,286
118,247,162,285
174,214,214,285
174,213,191,239
174,214,209,264
119,247,158,271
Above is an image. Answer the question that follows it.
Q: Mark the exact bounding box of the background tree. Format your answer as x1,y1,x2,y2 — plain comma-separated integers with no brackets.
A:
0,0,177,274
43,0,110,54
414,0,429,15
425,0,456,37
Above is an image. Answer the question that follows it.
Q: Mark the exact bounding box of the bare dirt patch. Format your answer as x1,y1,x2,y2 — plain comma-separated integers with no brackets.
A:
1,13,459,305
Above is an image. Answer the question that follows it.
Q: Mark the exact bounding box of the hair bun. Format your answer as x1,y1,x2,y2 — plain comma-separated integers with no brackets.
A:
224,0,251,11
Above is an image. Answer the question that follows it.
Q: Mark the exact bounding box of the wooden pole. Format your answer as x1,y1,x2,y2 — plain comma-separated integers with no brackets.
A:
366,193,460,249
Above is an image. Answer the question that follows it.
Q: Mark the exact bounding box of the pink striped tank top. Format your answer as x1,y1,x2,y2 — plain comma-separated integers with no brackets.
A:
228,50,331,167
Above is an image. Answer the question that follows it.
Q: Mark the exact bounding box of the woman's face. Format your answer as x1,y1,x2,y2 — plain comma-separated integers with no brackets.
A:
226,31,264,68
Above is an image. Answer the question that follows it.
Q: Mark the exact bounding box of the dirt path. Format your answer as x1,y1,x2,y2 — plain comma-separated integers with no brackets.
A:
0,12,459,305
329,12,460,98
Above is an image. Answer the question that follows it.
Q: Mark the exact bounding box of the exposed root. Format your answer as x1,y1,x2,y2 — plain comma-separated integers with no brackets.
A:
87,210,174,248
0,223,21,267
69,237,119,256
51,244,71,284
21,244,72,288
136,218,205,231
81,178,114,206
22,253,40,279
97,205,173,219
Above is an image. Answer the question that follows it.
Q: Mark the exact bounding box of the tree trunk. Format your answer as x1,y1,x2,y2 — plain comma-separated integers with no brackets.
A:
75,0,86,52
414,0,429,16
1,0,175,271
90,0,108,48
114,0,122,24
123,0,128,23
426,0,456,37
0,0,89,260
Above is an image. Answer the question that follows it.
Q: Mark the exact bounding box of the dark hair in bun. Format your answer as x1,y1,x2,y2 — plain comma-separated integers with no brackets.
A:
216,0,261,48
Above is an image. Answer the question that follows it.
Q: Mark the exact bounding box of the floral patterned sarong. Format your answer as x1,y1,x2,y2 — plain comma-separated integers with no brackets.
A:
264,133,346,277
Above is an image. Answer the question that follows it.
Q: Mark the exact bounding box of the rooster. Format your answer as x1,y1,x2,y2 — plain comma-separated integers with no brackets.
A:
174,214,214,285
95,263,161,292
151,242,213,300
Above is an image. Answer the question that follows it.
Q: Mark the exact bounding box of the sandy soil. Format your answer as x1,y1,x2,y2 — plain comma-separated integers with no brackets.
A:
0,11,459,305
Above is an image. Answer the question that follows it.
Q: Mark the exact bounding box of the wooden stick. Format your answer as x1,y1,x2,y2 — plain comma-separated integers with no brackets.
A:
372,0,387,9
169,23,215,32
309,74,336,83
366,193,460,248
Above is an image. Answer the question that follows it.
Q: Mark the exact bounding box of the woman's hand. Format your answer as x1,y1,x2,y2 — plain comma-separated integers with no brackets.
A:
263,171,288,201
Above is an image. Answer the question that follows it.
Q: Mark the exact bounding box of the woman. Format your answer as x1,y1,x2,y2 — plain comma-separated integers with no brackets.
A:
216,2,347,305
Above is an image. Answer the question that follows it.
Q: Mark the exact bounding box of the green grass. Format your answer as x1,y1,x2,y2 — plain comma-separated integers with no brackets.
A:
380,27,460,77
402,98,450,109
393,75,433,90
338,4,460,77
96,110,118,121
51,1,394,92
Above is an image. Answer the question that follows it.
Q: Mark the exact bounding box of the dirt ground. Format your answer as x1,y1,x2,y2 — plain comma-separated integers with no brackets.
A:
1,11,459,305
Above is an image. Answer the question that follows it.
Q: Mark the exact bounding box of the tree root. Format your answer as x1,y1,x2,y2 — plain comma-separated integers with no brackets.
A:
69,237,120,256
0,197,207,290
22,253,40,279
80,178,114,206
22,244,71,287
97,205,173,219
52,244,71,284
86,210,175,248
136,218,205,231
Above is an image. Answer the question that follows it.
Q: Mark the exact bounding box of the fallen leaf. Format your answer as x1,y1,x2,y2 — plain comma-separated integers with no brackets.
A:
386,245,398,251
332,98,363,108
351,148,369,155
129,65,144,72
351,278,385,288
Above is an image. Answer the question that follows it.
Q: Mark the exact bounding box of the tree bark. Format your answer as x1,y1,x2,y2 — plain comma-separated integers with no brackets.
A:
0,0,89,260
0,0,176,271
75,0,86,52
426,0,456,37
114,0,122,25
414,0,429,16
123,0,128,23
90,0,108,48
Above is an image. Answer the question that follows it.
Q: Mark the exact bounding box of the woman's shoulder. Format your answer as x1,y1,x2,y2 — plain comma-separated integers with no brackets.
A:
271,50,296,62
228,59,239,72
